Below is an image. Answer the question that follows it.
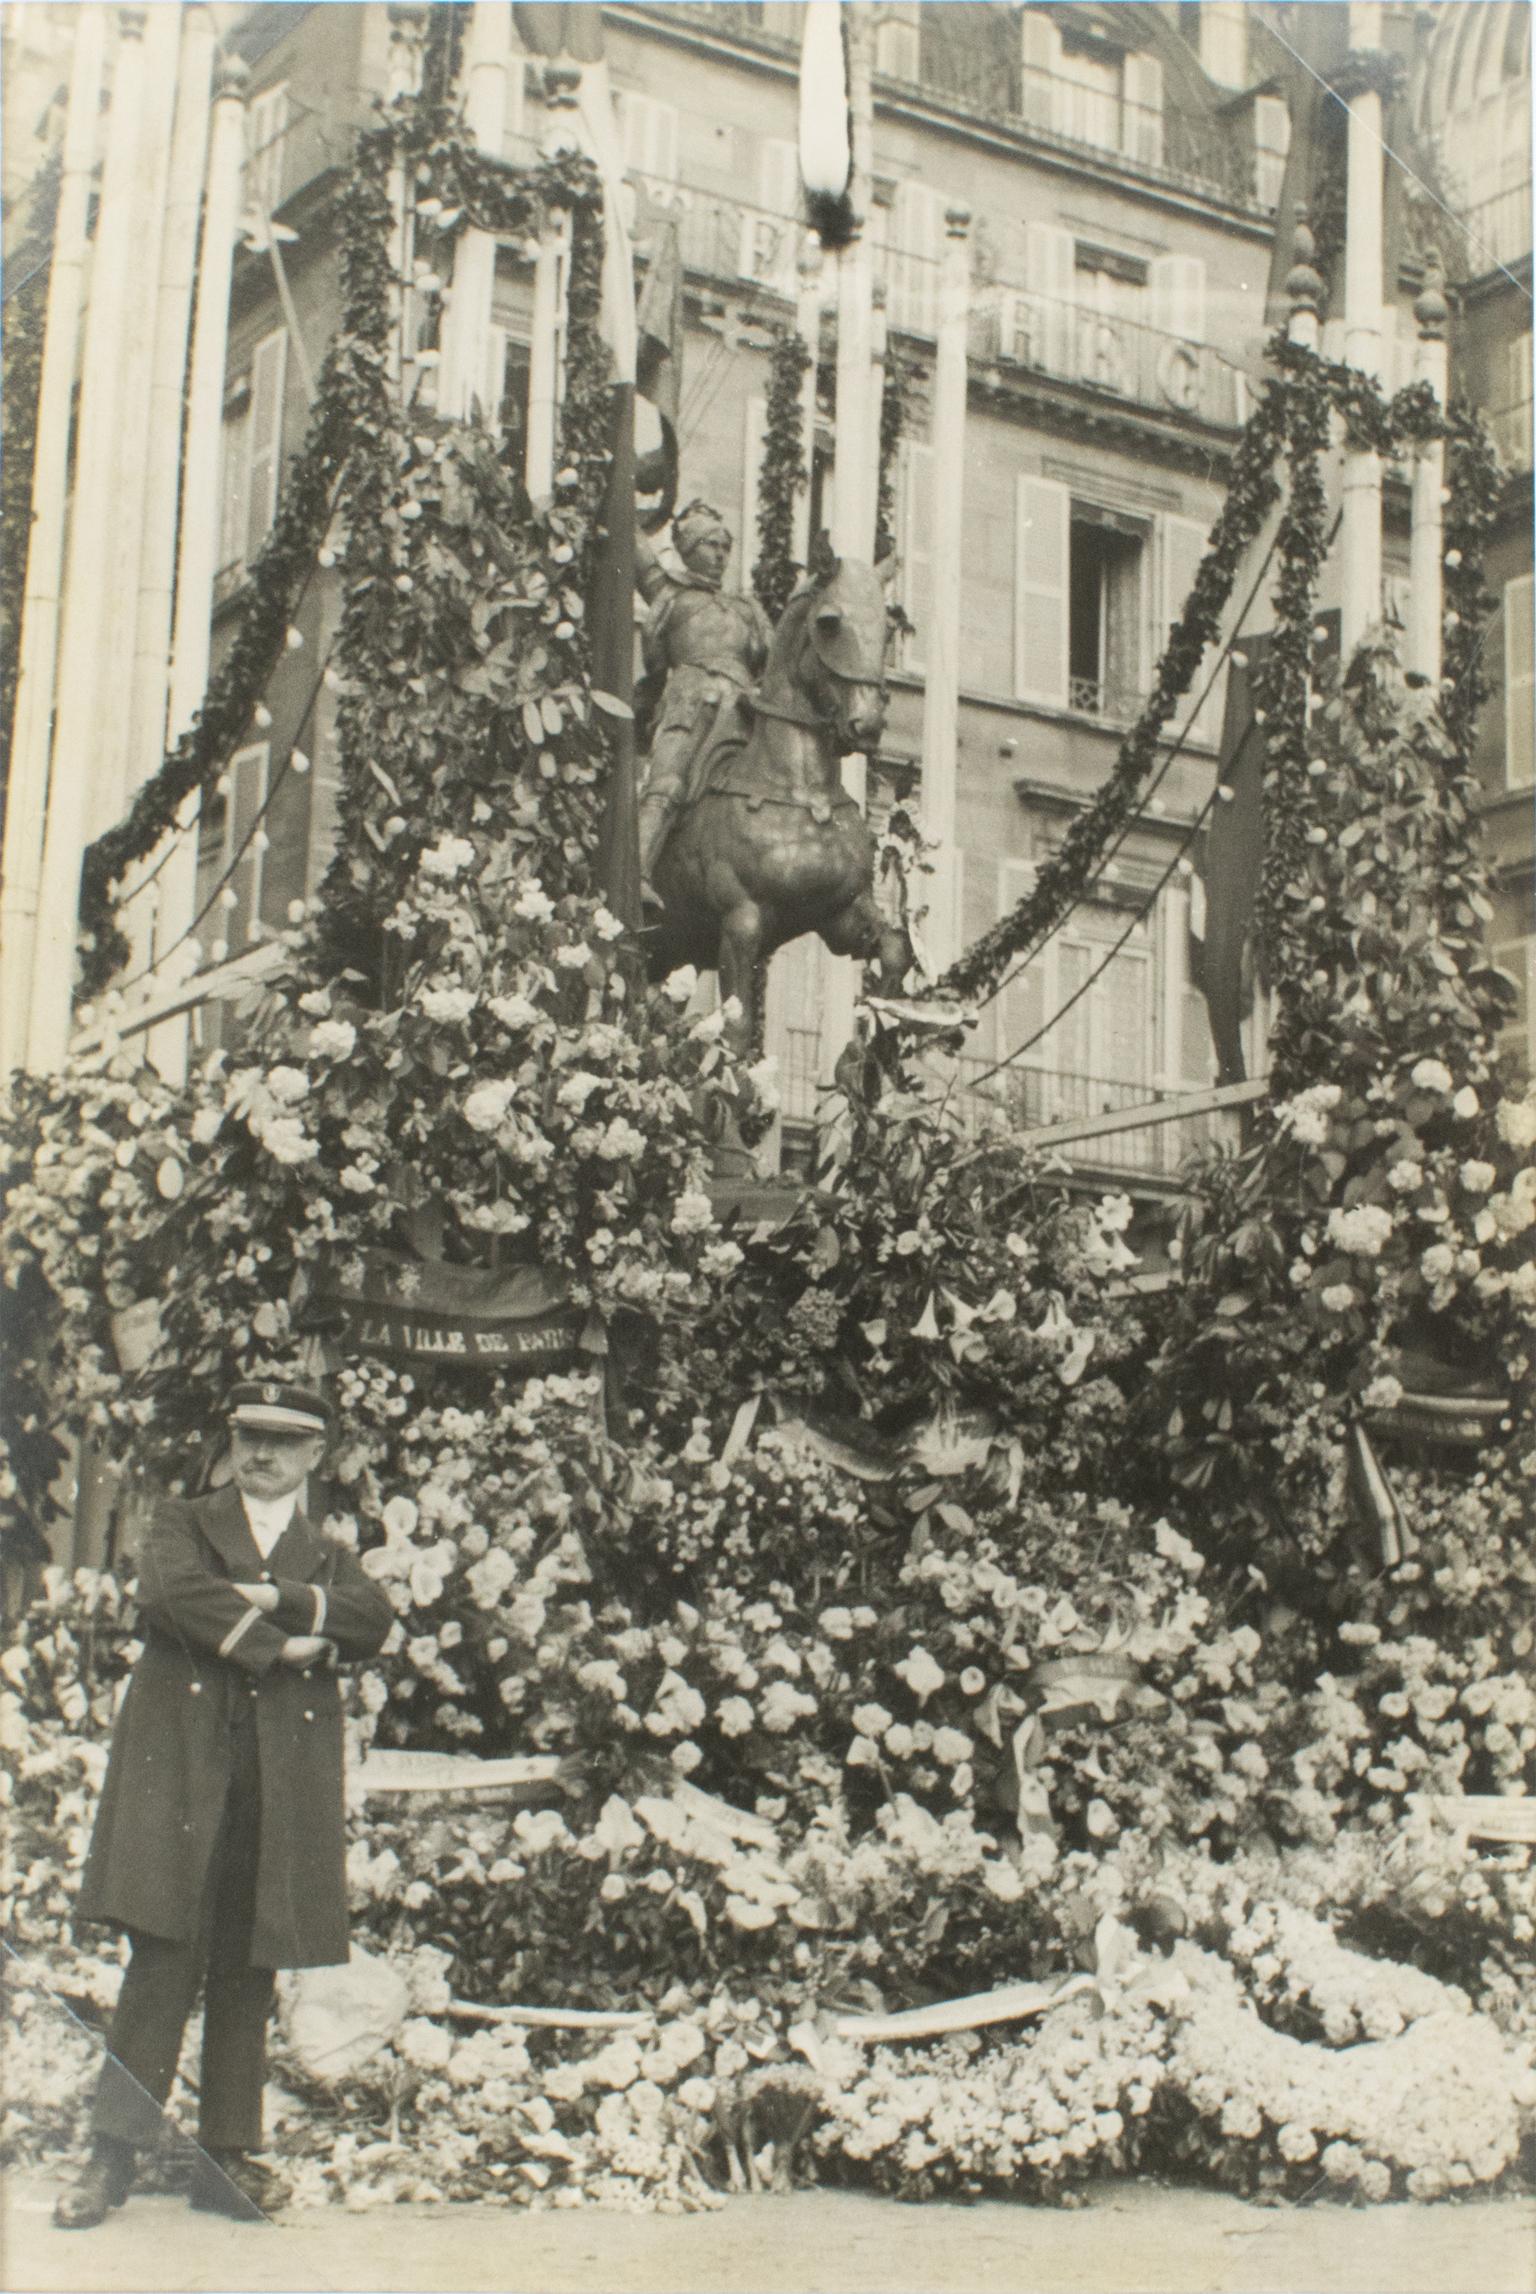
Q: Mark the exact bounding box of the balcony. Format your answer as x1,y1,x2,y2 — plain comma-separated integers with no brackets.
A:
1462,183,1534,274
955,1060,1241,1177
971,287,1247,432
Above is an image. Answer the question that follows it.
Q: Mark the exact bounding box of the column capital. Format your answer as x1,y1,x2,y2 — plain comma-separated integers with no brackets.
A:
213,51,250,103
118,7,148,40
943,203,973,239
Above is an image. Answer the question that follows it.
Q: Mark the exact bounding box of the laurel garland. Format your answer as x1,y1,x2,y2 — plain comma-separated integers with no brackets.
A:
930,339,1500,1015
751,330,813,621
0,152,61,852
73,111,608,1004
875,349,918,560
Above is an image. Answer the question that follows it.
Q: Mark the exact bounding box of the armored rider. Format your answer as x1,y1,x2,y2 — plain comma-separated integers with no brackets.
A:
635,499,774,904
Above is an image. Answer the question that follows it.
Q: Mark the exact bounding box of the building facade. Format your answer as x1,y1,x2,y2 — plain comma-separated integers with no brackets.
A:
6,2,1528,1157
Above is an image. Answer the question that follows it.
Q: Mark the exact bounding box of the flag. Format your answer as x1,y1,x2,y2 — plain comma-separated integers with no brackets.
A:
634,200,682,533
513,4,642,930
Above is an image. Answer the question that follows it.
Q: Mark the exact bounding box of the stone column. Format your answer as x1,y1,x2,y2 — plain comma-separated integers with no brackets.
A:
919,203,972,973
1408,252,1450,687
1339,1,1385,657
438,1,514,420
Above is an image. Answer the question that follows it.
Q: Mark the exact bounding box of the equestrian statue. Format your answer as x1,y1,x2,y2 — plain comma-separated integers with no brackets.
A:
635,500,910,1053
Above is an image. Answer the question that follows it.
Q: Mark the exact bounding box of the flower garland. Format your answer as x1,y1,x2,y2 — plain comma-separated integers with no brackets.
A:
875,349,918,563
74,113,609,1002
929,340,1500,1016
750,330,812,622
0,150,59,820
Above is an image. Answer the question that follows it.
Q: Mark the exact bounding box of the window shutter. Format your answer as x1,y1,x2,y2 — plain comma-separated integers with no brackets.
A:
245,83,289,218
1019,9,1060,132
482,324,509,436
226,743,272,951
1162,513,1221,747
1253,91,1290,207
218,401,251,577
1506,571,1534,789
1024,221,1075,373
1014,475,1070,708
889,181,942,338
742,394,768,593
615,91,679,182
875,10,920,80
244,330,288,566
739,137,800,295
1150,255,1205,346
1121,50,1164,168
897,439,934,670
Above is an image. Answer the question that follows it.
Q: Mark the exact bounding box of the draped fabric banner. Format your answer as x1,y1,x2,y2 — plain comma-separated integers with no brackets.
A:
316,1249,593,1370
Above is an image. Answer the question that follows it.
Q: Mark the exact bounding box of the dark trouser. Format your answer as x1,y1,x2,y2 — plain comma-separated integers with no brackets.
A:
92,1709,274,2154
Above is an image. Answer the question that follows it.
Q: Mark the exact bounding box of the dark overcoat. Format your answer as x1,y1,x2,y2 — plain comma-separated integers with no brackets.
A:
77,1483,393,1969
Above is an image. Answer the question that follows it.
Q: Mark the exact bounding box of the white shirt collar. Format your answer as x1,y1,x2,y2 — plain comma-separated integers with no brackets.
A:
241,1490,300,1561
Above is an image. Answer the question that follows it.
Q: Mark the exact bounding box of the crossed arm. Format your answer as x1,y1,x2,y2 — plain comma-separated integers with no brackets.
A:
136,1501,393,1676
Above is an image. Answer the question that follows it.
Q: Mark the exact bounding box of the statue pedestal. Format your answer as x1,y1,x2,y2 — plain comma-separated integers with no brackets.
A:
708,1172,803,1228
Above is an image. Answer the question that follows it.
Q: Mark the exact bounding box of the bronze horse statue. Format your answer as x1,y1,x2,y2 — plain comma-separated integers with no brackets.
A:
643,540,909,1047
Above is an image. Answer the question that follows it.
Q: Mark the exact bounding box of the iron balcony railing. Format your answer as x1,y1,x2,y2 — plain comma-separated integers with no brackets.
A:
954,1058,1241,1176
628,6,1260,211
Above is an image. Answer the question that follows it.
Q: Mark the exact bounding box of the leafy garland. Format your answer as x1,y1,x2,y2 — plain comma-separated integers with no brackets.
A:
875,348,918,561
751,329,812,621
75,108,609,1002
930,339,1500,1015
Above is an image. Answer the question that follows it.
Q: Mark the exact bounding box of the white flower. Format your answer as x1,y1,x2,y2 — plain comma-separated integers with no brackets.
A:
1360,1374,1404,1412
1452,1085,1480,1119
724,1896,776,1931
1411,1059,1453,1094
591,905,625,942
883,1723,914,1758
418,984,475,1024
747,1056,780,1106
256,1115,317,1165
309,1019,357,1060
819,1608,855,1641
670,1190,715,1237
717,1697,755,1738
893,1648,945,1704
190,1105,223,1145
466,1548,517,1606
398,2018,453,2071
1276,1084,1342,1145
852,1702,893,1738
419,834,476,879
1420,1243,1456,1282
959,1666,986,1696
932,1727,972,1766
554,941,592,970
1387,1159,1423,1194
1495,1097,1536,1150
663,965,699,1005
690,1010,726,1043
489,992,541,1030
700,1239,744,1279
1320,1283,1358,1313
513,881,555,922
1327,1204,1394,1257
556,1070,602,1111
463,1080,516,1134
597,1118,646,1161
760,1679,817,1732
1459,1159,1496,1194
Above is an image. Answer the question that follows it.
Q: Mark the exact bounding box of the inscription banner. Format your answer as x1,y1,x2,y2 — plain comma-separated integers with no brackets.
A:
317,1249,596,1372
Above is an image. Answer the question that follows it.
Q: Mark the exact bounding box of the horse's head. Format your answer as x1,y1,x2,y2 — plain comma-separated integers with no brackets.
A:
784,537,896,753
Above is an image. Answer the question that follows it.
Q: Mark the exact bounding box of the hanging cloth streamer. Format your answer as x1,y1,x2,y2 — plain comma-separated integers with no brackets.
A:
798,0,852,244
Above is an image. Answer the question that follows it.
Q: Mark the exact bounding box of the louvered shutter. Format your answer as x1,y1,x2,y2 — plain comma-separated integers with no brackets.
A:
615,91,678,183
1024,220,1075,375
1149,255,1205,346
244,330,288,566
1019,9,1060,132
1014,475,1070,708
739,137,800,296
218,400,251,578
1506,571,1534,789
1162,513,1221,747
245,82,288,219
897,440,933,671
226,743,271,952
887,181,942,338
995,858,1052,1124
1121,50,1164,168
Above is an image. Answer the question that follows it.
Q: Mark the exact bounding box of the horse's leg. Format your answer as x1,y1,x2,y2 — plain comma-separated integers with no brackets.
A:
819,892,911,993
718,900,766,1058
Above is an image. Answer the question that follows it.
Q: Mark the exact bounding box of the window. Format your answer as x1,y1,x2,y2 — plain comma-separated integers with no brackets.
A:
1506,571,1534,789
992,860,1157,1147
1494,936,1535,1077
198,743,271,964
614,90,679,184
1253,93,1291,210
1069,507,1146,720
1014,474,1070,706
1022,11,1165,167
244,81,289,221
738,137,800,298
483,326,532,462
1162,512,1223,746
217,330,287,594
1491,332,1533,474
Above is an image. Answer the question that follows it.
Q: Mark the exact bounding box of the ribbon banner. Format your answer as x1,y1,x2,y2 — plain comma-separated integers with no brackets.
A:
316,1249,597,1372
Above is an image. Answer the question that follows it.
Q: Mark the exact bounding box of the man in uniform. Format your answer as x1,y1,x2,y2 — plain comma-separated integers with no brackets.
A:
635,499,774,905
54,1380,394,2228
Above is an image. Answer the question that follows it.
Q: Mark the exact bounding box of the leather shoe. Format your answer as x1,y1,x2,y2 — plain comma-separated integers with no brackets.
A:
189,2148,290,2221
54,2145,133,2229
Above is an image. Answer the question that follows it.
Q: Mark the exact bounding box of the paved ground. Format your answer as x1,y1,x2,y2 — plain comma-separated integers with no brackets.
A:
3,2173,1533,2294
